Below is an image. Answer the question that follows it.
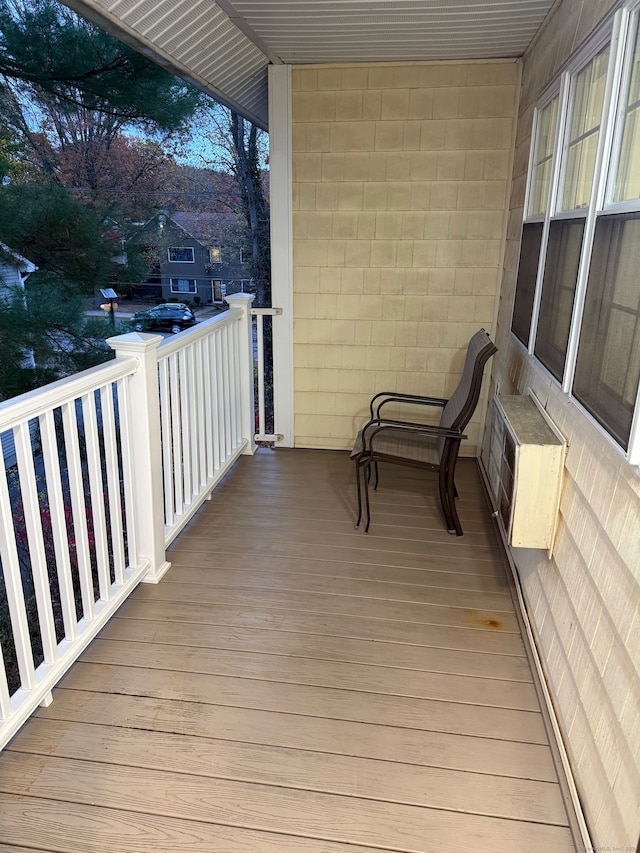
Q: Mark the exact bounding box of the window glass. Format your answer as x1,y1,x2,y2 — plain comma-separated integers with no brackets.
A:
574,212,640,448
511,222,544,346
168,247,194,262
170,278,197,293
615,22,640,201
210,247,221,263
534,218,585,380
531,96,559,216
561,48,610,211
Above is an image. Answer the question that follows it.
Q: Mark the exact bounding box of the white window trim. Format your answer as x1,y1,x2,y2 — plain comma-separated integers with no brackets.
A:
513,2,640,465
169,278,197,294
167,246,195,263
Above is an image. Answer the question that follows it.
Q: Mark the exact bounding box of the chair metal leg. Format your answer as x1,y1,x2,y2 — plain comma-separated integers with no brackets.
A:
373,460,379,491
445,450,463,536
363,460,372,533
438,466,455,533
355,459,363,527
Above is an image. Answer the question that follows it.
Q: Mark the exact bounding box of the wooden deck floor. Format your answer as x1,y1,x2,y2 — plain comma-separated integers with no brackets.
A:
0,448,576,852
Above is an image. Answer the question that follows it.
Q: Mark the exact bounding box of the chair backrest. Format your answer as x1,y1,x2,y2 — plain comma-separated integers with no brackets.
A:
437,329,497,457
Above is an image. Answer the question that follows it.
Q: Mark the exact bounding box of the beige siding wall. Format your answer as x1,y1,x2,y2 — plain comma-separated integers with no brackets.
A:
291,61,518,450
494,0,640,848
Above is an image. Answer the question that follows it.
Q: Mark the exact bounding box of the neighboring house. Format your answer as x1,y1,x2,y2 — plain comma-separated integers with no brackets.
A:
132,211,253,304
0,242,36,367
0,242,37,302
0,244,37,465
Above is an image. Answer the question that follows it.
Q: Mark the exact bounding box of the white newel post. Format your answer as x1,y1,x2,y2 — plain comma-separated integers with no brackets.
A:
225,294,257,455
107,332,171,583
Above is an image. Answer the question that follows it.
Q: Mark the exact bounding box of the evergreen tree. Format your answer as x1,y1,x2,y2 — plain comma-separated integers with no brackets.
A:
0,182,140,399
0,0,203,196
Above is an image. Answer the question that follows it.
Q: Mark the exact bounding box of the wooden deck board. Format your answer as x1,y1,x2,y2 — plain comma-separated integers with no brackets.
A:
0,450,576,852
79,638,539,709
0,753,574,853
99,619,533,681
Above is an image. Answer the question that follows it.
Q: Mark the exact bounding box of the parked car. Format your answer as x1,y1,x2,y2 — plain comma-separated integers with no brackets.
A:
132,303,197,334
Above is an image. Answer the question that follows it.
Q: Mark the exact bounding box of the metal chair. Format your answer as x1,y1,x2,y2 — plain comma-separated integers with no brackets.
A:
351,329,497,535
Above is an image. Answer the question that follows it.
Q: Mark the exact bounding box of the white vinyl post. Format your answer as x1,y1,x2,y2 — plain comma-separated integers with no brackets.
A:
269,64,294,447
107,332,171,583
225,293,257,455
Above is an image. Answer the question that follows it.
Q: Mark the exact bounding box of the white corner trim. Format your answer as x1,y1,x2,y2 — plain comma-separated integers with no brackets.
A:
268,65,294,447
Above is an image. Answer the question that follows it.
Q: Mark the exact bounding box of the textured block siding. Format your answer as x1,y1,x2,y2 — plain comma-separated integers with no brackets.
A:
493,0,639,848
291,61,518,450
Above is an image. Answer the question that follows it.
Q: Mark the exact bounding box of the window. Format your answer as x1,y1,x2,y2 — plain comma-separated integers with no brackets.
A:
511,4,640,463
209,247,221,264
511,222,544,346
574,212,640,449
560,48,609,212
168,247,194,262
531,96,559,216
615,30,640,201
170,278,197,293
534,219,585,380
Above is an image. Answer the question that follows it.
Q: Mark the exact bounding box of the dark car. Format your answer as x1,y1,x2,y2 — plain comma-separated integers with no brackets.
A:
132,303,197,334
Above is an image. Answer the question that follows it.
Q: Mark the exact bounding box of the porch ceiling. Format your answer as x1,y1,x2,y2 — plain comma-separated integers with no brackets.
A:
63,0,557,129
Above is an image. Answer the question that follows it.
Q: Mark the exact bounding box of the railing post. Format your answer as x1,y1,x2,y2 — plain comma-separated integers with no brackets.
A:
107,332,171,583
225,294,257,455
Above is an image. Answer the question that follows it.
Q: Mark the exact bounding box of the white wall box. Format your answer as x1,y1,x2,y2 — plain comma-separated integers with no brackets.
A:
483,394,566,552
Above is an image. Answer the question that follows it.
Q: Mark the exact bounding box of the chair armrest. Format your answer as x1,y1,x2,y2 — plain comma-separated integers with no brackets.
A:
361,418,467,453
369,391,448,420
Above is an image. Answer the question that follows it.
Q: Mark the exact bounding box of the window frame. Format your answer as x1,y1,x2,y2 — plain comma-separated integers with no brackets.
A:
167,246,195,263
169,278,197,294
512,3,640,465
209,247,222,264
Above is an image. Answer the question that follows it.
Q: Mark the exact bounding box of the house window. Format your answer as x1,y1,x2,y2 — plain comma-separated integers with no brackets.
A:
209,247,221,264
530,96,559,216
170,278,197,294
574,212,640,448
511,222,544,346
534,218,585,381
168,247,194,262
511,3,640,463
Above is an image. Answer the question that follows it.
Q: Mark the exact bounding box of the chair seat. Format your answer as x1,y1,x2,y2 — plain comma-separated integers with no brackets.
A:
351,424,440,466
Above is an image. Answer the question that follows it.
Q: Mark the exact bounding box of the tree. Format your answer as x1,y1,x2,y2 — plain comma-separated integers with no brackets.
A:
0,182,141,398
0,0,203,196
229,111,270,308
195,103,270,306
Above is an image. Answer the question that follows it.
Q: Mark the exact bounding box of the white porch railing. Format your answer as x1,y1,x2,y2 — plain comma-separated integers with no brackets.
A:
0,293,257,750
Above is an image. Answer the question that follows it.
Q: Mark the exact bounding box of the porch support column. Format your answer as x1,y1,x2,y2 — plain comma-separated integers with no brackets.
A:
225,293,257,455
269,64,294,447
107,332,171,584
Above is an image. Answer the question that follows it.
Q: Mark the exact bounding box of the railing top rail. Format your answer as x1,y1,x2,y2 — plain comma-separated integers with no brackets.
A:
157,307,242,360
0,354,138,432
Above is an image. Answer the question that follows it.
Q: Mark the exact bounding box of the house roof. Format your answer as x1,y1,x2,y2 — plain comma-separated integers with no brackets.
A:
63,0,557,130
0,243,37,276
137,211,243,248
170,211,241,246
